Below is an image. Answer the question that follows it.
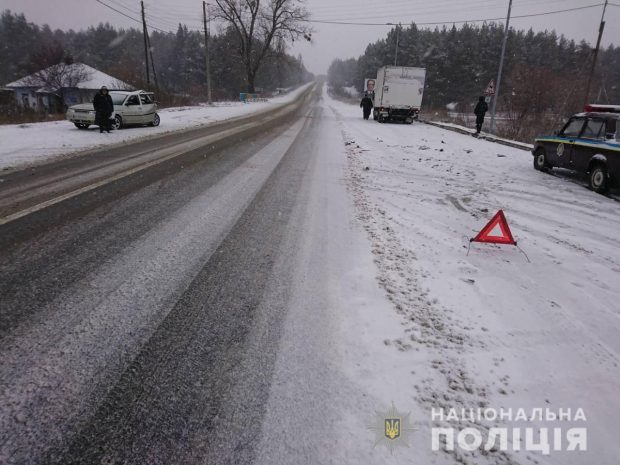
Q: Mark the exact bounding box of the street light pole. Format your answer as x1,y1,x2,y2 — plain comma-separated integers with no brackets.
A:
490,0,512,134
584,0,608,106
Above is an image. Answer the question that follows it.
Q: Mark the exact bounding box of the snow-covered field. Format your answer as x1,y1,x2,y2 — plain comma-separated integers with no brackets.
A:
0,83,312,170
326,90,620,464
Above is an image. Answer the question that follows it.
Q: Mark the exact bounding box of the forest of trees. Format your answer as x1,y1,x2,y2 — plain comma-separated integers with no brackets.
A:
0,10,313,104
328,23,620,140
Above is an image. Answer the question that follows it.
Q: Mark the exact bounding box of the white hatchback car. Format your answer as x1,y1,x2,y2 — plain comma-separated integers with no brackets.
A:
66,90,160,130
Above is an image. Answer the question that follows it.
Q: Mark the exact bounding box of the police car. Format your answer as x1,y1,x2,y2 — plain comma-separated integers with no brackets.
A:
532,104,620,194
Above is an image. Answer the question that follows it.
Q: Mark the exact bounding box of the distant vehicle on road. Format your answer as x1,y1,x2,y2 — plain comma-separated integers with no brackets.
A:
372,66,426,124
66,90,160,130
532,104,620,194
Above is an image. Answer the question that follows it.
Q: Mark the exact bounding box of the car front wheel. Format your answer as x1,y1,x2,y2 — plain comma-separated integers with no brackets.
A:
150,113,160,127
533,148,550,171
589,164,609,194
112,115,122,130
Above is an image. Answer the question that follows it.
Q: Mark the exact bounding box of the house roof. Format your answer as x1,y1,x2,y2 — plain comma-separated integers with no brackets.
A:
4,63,134,91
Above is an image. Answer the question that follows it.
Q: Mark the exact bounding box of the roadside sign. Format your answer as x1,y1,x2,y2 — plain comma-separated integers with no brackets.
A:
485,79,496,96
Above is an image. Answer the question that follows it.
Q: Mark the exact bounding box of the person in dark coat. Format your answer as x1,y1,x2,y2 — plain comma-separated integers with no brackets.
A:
360,93,374,120
93,86,114,133
474,96,488,134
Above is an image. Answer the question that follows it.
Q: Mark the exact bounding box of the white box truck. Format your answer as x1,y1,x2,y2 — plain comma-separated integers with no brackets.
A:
373,66,426,123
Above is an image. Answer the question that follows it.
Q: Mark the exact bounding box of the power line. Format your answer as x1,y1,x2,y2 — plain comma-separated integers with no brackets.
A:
305,2,606,26
309,0,586,19
94,0,142,25
314,0,589,23
94,0,176,34
105,0,140,16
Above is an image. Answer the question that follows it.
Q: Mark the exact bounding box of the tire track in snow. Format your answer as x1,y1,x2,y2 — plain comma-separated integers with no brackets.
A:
329,102,519,465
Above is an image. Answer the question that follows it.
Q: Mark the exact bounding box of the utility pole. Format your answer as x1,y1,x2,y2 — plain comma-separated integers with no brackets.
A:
203,1,213,104
141,0,150,86
584,0,608,106
146,32,158,90
490,0,512,134
394,23,401,66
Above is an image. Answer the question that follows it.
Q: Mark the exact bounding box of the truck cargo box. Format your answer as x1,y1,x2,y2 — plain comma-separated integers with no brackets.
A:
373,66,426,123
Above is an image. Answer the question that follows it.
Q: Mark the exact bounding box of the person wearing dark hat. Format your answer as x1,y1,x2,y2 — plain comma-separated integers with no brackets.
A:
93,86,114,133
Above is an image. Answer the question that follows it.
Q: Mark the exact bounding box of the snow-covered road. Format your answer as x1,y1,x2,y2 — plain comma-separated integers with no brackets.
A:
0,84,311,170
1,84,618,464
327,90,620,464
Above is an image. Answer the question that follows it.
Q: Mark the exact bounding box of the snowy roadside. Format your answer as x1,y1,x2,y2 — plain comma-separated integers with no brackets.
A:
424,120,535,151
326,89,620,464
0,83,312,171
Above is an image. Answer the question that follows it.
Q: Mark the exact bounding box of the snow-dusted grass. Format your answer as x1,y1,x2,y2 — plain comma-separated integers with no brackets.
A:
327,90,620,464
0,83,312,171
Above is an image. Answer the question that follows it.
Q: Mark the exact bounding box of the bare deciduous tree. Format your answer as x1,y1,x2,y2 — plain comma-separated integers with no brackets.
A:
213,0,312,93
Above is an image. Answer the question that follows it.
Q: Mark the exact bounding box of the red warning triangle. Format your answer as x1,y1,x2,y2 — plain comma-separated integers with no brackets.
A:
472,210,516,245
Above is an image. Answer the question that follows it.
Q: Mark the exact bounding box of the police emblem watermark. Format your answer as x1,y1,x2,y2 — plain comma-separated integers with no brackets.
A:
431,407,587,455
368,403,416,453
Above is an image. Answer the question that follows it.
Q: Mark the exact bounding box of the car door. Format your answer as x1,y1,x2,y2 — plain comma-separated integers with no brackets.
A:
572,117,605,172
123,95,143,124
555,117,585,167
139,93,156,124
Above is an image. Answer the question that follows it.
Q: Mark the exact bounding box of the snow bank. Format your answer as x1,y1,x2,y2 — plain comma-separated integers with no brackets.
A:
326,89,620,464
427,119,535,151
0,83,312,170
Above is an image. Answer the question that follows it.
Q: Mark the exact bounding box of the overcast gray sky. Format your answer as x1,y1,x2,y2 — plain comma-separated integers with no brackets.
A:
1,0,619,73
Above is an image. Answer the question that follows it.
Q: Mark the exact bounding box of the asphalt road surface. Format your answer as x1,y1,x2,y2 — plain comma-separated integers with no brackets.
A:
0,85,382,464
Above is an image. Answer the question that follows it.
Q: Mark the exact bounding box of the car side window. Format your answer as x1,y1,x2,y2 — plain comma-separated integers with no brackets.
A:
581,119,605,139
140,94,153,104
605,119,617,140
126,95,140,106
561,118,585,137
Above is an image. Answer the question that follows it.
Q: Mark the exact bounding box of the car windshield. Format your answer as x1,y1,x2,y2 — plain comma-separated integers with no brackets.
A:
110,94,126,105
561,118,585,137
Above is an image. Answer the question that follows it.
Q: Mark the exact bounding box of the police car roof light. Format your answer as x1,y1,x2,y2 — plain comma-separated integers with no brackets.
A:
584,104,620,113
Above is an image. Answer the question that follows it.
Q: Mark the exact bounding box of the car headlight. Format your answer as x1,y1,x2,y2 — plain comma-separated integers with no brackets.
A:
89,111,95,115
